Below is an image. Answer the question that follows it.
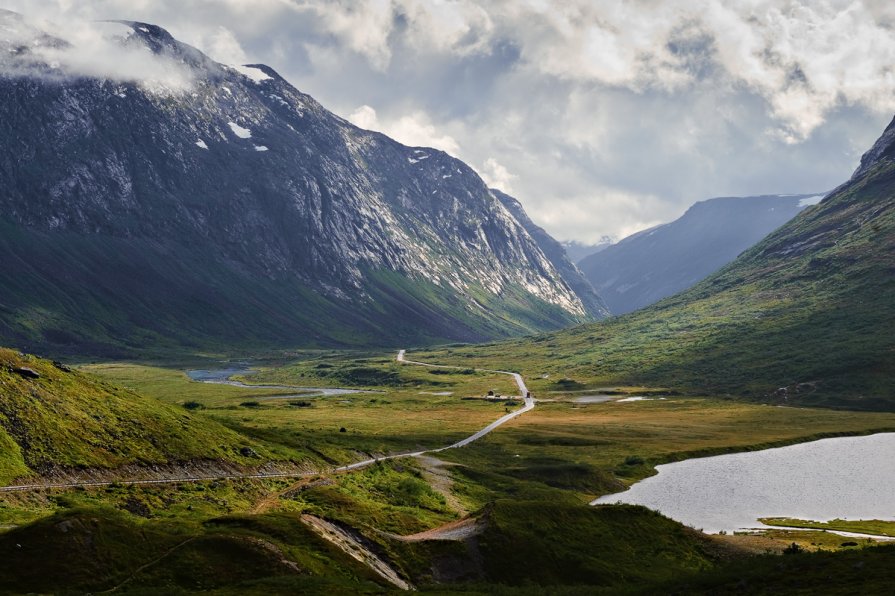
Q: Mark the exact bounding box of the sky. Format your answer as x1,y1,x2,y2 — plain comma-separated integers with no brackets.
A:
6,1,895,243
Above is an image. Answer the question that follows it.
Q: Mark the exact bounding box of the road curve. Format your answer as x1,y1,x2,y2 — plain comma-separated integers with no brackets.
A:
0,350,534,489
335,349,534,471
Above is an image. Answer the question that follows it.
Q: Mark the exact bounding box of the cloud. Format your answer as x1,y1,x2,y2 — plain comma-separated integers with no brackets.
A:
528,187,674,244
479,158,516,193
0,13,195,92
347,104,379,130
197,25,248,65
348,104,461,155
2,1,894,242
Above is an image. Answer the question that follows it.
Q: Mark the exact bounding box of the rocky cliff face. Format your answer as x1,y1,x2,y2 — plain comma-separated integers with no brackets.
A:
0,15,595,354
851,115,895,180
491,190,609,318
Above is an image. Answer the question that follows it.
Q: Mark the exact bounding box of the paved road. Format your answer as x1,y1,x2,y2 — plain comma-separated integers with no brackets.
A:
336,349,534,470
0,349,535,489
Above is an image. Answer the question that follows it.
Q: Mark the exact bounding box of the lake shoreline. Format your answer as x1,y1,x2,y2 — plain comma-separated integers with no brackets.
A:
593,432,895,534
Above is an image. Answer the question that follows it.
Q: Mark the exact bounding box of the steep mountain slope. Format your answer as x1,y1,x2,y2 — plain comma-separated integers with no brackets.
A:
422,119,895,409
579,194,823,314
0,348,263,484
0,15,591,356
492,190,609,318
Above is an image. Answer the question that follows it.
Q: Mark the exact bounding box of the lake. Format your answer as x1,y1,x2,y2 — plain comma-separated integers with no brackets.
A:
591,433,895,533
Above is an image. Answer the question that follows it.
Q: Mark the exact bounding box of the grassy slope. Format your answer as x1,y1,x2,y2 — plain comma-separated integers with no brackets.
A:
2,350,895,593
0,223,583,359
0,507,388,594
655,543,895,595
0,349,265,483
476,501,720,589
88,357,521,466
415,160,895,409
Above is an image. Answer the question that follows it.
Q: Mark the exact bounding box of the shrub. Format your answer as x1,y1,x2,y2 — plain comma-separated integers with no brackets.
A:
182,401,204,410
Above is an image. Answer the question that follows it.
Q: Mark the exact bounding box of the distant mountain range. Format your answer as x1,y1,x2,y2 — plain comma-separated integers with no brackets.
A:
561,239,613,264
0,15,604,356
578,194,824,314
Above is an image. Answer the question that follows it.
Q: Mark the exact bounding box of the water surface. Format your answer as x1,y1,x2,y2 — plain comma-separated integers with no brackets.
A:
186,368,370,397
592,433,895,533
574,395,615,404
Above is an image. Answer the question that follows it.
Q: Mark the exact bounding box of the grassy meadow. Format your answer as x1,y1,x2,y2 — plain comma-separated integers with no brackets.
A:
0,347,889,593
86,354,521,466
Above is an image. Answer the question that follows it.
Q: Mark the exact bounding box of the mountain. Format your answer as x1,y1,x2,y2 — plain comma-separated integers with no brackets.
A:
491,190,609,318
433,119,895,409
578,194,824,314
0,15,595,356
0,348,263,484
561,239,613,264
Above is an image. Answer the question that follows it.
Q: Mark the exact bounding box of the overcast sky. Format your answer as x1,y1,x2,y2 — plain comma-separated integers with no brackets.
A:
8,1,895,242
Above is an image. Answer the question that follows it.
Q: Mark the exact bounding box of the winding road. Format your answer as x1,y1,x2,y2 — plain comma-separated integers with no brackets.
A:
0,349,535,491
335,349,533,471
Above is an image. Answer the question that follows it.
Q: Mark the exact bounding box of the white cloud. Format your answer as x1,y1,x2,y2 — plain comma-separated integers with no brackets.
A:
198,25,248,65
0,14,195,92
3,1,894,242
479,158,516,193
304,0,396,70
348,104,460,155
528,187,674,244
347,104,379,130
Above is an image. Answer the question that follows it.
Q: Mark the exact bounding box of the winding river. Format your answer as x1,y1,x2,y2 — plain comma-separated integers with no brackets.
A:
592,433,895,534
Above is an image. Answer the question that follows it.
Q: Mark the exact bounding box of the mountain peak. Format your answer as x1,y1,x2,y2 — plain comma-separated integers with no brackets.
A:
852,114,895,180
113,20,176,43
0,16,595,353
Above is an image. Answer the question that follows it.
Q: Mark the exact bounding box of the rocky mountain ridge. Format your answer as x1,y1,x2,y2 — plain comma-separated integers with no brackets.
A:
492,190,609,318
0,15,600,354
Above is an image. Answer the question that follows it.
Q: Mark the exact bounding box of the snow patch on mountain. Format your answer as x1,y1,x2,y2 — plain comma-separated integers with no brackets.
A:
227,122,251,139
232,64,271,83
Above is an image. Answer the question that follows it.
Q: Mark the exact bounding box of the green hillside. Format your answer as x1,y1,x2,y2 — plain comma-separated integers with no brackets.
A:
0,223,579,359
415,153,895,409
0,348,265,484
